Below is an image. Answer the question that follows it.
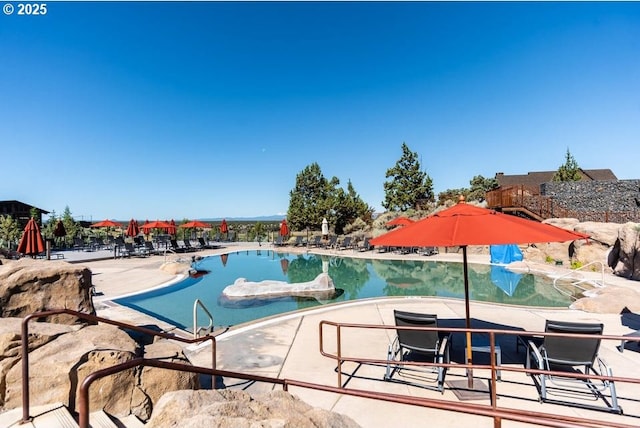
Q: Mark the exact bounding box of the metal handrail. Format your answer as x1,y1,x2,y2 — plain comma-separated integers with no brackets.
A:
20,309,217,425
553,261,606,299
193,298,214,339
319,320,640,428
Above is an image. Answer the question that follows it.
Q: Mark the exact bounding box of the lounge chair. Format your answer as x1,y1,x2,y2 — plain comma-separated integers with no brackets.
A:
169,239,187,253
338,236,352,250
311,235,322,247
384,310,451,393
197,237,218,249
293,236,304,247
527,320,621,413
182,239,198,252
324,235,337,249
273,236,285,246
124,242,149,257
144,240,162,255
357,237,372,252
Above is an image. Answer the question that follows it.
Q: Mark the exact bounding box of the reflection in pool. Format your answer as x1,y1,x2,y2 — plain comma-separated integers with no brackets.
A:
115,250,574,331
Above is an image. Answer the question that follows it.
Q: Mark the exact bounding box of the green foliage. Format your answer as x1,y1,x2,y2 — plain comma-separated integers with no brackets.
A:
287,163,372,235
61,206,81,246
437,188,469,206
545,255,554,263
467,175,499,202
0,215,21,250
248,222,266,242
570,260,583,270
382,142,434,211
553,148,581,182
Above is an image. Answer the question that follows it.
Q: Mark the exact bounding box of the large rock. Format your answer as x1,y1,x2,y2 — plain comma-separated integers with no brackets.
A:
145,389,361,428
0,259,94,324
574,221,622,246
609,222,640,280
1,322,199,421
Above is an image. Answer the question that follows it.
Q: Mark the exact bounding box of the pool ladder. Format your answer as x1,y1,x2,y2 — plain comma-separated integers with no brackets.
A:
193,299,214,339
552,261,606,300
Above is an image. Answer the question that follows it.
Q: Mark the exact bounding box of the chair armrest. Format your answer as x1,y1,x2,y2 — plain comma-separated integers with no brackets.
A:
438,334,451,363
529,340,545,369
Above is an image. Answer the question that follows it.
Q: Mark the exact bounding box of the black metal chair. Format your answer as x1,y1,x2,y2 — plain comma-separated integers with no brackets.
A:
384,310,451,393
528,320,621,413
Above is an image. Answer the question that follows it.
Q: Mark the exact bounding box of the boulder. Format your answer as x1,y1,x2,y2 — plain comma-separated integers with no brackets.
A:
1,322,199,421
0,259,94,324
145,389,361,428
573,221,622,246
609,222,640,280
222,273,336,300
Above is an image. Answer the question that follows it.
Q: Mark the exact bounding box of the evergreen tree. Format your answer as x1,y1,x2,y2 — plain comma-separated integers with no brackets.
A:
0,215,21,250
382,142,434,211
553,148,582,182
467,175,499,202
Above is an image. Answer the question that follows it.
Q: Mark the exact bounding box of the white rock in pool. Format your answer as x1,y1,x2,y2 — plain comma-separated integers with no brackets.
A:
221,273,335,299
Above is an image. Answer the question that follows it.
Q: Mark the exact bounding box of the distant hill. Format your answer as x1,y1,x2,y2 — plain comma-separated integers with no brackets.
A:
200,215,286,222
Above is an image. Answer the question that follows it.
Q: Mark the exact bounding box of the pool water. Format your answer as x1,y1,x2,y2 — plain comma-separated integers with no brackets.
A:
115,250,573,331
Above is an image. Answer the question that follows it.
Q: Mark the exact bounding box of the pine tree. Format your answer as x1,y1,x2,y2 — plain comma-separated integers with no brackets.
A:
553,149,582,182
382,142,434,211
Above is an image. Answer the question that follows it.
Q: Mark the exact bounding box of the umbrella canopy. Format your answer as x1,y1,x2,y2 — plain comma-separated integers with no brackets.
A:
142,219,150,235
17,217,45,256
279,219,289,237
370,199,589,386
91,219,122,228
141,220,172,233
181,220,211,229
53,220,66,237
125,219,140,237
386,216,414,227
220,219,228,234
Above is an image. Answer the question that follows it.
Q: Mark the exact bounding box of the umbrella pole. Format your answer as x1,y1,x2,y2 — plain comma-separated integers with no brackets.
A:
463,245,474,388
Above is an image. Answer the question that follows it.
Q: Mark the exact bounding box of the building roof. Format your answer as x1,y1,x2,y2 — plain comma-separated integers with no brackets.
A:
494,169,617,188
0,200,50,215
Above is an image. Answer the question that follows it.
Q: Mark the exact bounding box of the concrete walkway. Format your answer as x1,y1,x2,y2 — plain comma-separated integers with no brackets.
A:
43,243,640,426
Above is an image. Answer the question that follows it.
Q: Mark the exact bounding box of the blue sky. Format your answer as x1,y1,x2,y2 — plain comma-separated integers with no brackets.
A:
2,2,639,221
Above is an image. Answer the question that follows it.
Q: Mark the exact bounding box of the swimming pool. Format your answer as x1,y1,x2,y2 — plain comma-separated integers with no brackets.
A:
115,250,574,331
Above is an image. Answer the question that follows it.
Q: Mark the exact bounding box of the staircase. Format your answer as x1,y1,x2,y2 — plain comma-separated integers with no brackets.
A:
0,403,145,428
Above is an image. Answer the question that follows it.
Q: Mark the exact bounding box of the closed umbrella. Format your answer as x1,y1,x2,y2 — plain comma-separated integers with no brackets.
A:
125,219,140,237
168,219,177,236
53,220,66,248
279,219,289,237
220,219,228,234
322,218,329,239
370,197,589,387
17,217,45,257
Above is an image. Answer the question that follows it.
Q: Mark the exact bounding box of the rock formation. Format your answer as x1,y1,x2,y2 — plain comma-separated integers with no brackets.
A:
608,222,640,280
0,258,94,324
221,273,336,300
145,389,361,428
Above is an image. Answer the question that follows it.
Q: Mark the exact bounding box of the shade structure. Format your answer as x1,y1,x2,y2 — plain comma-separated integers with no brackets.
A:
386,216,414,227
220,219,228,234
17,217,45,257
321,218,328,236
141,220,172,233
91,219,122,228
181,220,211,229
279,219,289,237
125,219,140,237
370,199,590,386
53,220,66,237
142,219,150,235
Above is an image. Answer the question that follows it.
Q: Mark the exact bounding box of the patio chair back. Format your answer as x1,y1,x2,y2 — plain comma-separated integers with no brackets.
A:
543,320,603,367
394,310,440,355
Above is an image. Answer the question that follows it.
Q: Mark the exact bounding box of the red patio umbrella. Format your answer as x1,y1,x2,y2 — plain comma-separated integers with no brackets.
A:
91,219,122,228
17,217,45,257
125,219,140,237
370,198,590,387
386,216,414,227
53,220,66,238
168,219,177,236
181,220,211,229
141,220,172,233
142,219,150,235
220,219,228,234
279,219,289,237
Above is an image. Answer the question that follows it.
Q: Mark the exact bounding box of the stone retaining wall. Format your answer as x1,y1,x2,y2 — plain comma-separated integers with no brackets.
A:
540,180,640,222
